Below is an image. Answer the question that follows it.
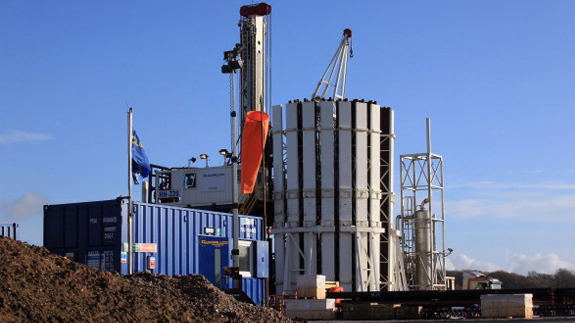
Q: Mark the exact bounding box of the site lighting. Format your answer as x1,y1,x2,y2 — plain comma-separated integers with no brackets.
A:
200,154,209,167
219,149,231,165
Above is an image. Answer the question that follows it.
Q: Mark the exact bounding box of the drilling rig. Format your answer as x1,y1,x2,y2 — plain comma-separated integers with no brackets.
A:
148,3,273,220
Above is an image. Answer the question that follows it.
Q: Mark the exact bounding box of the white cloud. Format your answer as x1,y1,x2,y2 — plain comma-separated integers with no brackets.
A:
507,253,575,275
0,192,50,221
446,180,575,220
447,194,575,221
0,131,53,144
447,253,503,272
446,199,491,218
446,253,575,275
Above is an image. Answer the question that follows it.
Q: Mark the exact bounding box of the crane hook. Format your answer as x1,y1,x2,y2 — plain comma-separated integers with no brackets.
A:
344,28,354,58
350,40,354,58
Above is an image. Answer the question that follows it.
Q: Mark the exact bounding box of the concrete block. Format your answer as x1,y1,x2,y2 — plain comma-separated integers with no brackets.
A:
284,299,335,311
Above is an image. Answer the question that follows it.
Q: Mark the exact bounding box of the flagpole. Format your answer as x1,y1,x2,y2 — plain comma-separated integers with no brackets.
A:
128,107,134,275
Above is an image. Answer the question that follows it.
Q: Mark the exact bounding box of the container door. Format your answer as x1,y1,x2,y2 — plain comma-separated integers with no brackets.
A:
254,240,269,278
198,236,230,288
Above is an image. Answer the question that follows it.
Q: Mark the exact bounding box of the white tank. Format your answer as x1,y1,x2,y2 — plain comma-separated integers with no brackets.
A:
272,99,395,292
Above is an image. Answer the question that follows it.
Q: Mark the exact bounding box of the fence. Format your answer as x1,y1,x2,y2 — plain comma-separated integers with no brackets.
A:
0,223,19,239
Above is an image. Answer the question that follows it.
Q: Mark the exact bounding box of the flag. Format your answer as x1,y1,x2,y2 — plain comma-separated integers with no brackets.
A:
132,130,151,184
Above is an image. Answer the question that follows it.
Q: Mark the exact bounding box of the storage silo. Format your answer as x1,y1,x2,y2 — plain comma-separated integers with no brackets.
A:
271,99,395,292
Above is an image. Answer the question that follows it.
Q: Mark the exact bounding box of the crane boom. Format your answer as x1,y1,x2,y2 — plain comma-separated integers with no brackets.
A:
312,29,353,100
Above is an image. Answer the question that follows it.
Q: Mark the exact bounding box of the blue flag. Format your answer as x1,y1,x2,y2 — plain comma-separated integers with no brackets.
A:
132,130,151,184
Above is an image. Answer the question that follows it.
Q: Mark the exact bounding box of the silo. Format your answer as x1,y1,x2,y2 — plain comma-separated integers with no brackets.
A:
415,208,431,289
272,99,395,292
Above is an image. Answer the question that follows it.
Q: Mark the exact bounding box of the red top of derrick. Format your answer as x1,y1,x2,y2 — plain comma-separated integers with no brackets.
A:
240,3,272,17
343,29,352,38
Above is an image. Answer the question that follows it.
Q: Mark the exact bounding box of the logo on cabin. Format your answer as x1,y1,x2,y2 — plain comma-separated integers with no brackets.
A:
200,239,229,247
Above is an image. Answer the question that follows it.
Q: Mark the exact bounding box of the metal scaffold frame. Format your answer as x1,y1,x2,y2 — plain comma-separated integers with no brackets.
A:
399,119,447,291
378,130,395,290
377,107,395,290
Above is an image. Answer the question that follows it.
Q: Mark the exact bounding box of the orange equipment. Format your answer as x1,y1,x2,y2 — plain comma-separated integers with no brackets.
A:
240,111,269,193
329,286,344,311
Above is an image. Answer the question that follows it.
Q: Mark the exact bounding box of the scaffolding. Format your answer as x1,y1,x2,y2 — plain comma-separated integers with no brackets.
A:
399,118,447,290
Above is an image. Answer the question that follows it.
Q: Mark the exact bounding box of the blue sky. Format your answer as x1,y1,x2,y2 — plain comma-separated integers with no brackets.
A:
1,1,574,276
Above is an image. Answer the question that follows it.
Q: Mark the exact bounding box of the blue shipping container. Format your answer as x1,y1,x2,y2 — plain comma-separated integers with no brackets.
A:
43,198,268,305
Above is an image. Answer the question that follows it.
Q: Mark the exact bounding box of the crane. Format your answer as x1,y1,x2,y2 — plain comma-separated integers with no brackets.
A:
312,29,353,100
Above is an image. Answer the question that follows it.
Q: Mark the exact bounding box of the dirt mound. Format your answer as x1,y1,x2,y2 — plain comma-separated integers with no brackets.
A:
0,237,292,322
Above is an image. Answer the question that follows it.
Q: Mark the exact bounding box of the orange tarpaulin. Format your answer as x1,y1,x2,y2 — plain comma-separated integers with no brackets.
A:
241,111,269,194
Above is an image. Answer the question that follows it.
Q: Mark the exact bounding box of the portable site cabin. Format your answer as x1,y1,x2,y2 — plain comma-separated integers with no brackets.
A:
43,198,269,305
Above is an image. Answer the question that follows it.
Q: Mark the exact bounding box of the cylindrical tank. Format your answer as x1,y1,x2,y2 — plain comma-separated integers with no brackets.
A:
415,208,431,289
271,100,394,292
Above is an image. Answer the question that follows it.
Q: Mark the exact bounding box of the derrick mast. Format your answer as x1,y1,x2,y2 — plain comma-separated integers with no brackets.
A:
239,3,272,128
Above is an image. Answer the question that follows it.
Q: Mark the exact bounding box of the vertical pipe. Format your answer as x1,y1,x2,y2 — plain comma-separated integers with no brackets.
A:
272,104,285,293
426,118,433,289
387,108,395,291
260,104,269,303
128,107,133,275
440,156,446,286
231,70,240,289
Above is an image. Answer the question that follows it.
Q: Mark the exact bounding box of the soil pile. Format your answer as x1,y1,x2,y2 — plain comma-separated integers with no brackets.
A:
0,236,292,323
